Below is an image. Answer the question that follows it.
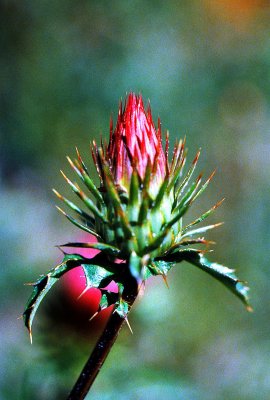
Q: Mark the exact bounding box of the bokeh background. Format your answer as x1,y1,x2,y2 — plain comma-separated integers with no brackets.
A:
1,1,270,399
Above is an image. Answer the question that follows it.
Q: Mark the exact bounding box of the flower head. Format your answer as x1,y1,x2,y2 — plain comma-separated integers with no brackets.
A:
106,93,166,192
24,93,251,340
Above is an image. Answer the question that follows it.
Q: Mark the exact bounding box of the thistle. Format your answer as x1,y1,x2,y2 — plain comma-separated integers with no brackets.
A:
24,93,251,399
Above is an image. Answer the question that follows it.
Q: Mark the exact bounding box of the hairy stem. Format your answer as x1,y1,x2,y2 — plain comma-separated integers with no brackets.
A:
67,278,139,400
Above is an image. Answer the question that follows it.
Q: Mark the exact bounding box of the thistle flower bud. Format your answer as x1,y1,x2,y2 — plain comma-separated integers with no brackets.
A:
24,93,251,340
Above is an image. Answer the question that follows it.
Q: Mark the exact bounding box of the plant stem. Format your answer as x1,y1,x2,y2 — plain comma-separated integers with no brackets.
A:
67,278,139,400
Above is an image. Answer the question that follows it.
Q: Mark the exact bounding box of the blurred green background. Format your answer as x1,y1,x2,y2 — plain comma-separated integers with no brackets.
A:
1,1,270,399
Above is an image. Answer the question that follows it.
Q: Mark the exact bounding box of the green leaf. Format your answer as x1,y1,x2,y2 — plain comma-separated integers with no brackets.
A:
145,259,175,279
99,290,119,311
114,299,129,318
60,242,121,256
95,287,128,319
23,252,120,341
23,254,85,341
82,264,114,289
181,250,251,310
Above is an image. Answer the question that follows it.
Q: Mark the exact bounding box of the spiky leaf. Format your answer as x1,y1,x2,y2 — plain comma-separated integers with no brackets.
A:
23,254,85,341
23,253,120,340
99,290,119,311
114,299,129,318
60,242,121,256
179,250,251,309
146,260,175,278
82,264,114,289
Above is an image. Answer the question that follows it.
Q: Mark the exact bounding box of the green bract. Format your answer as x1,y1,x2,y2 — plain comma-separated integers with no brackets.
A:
24,94,251,341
